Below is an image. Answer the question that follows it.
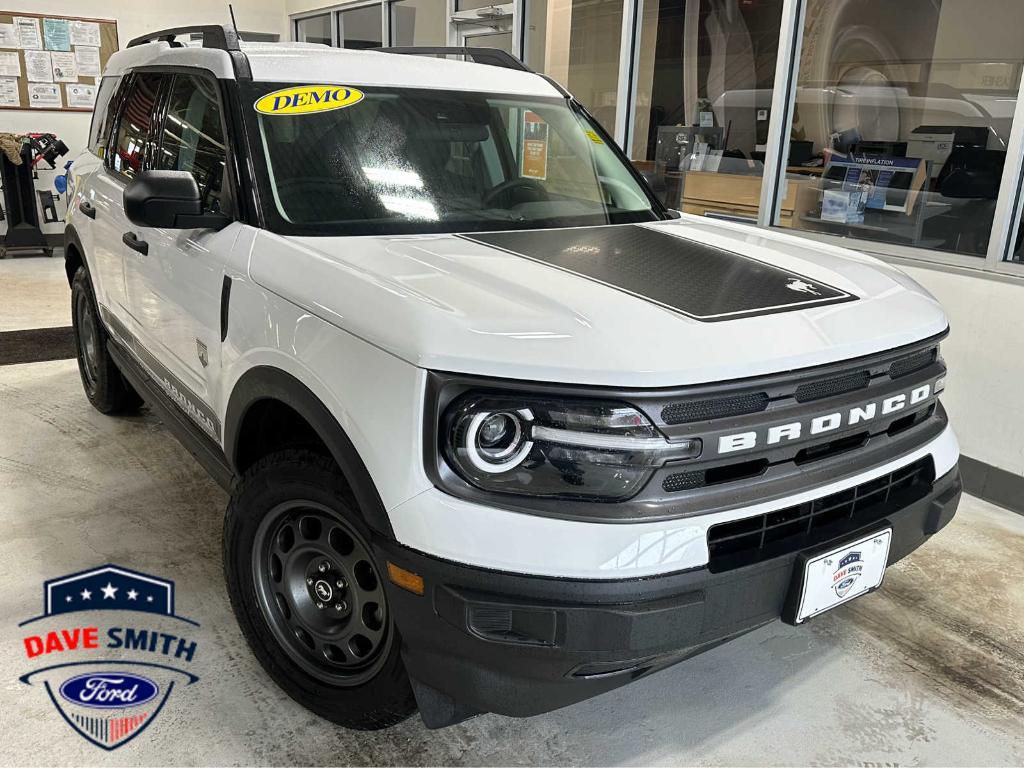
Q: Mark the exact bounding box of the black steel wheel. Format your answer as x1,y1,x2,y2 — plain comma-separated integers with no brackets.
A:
74,284,101,391
224,449,417,730
70,267,142,414
253,501,390,686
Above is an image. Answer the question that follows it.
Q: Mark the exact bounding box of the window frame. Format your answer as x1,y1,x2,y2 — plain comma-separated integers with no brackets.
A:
293,12,335,46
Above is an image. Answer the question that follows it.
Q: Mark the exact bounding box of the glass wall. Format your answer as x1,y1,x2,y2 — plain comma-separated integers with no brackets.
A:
338,4,383,48
294,14,332,45
780,0,1024,258
525,0,625,136
292,0,1024,273
391,0,448,46
629,0,784,218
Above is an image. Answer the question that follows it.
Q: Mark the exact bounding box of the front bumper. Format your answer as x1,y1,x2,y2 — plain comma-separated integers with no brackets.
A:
376,464,961,726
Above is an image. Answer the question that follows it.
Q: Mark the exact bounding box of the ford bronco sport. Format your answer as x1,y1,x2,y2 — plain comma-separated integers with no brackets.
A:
65,25,961,730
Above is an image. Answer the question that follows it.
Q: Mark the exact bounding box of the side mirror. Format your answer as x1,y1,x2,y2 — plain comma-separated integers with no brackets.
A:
123,170,229,230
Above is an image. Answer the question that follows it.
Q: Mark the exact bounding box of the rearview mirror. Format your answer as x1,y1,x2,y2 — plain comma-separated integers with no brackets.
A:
123,170,229,230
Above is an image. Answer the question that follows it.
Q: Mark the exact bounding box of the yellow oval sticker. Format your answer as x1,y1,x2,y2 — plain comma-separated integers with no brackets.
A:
254,85,364,116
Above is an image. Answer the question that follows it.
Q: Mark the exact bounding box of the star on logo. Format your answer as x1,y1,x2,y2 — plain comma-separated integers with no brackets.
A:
101,582,118,600
80,588,92,600
127,589,139,601
65,595,73,603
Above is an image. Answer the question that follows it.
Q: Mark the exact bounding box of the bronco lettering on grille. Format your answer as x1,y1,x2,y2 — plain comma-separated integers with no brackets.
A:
717,382,936,455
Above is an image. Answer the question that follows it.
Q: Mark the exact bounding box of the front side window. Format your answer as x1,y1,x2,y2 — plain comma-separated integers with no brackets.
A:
157,74,227,212
88,75,122,157
111,72,163,179
246,84,659,236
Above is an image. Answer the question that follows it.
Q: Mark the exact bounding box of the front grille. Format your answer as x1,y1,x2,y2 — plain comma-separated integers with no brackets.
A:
794,370,870,402
706,456,935,572
662,459,768,493
889,347,938,379
661,392,769,425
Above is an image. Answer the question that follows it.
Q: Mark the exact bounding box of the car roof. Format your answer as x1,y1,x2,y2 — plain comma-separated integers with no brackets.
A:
103,41,562,99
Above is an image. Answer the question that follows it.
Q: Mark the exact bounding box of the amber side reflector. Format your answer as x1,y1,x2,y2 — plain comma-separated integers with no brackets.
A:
386,561,425,595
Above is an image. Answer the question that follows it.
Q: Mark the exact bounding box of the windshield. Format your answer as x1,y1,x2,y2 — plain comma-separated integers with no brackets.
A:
245,84,661,236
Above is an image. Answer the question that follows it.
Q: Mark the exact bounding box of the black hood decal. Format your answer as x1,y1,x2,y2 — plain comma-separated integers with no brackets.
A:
460,225,857,322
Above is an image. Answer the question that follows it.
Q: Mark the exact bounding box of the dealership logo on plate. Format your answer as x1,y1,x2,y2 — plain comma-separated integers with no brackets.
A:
16,564,200,750
832,551,864,598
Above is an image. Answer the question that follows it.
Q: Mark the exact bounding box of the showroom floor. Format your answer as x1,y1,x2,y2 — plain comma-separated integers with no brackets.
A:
1,255,1023,766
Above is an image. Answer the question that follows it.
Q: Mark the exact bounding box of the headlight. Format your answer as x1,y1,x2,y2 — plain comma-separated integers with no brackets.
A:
442,394,701,501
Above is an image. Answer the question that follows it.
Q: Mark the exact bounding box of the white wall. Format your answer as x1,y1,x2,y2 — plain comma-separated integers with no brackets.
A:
286,0,331,15
1,0,288,235
902,265,1024,476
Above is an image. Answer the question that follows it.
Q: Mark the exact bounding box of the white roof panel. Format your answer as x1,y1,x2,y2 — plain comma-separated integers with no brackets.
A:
102,40,560,99
243,45,560,98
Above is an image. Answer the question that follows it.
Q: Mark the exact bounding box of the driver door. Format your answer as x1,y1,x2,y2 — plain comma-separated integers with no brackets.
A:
121,71,237,429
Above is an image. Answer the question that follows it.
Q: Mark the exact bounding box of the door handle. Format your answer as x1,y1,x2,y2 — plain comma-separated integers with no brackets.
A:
78,200,97,219
122,231,149,256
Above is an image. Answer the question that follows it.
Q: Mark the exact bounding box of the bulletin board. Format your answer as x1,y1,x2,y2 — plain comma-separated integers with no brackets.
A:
0,11,118,113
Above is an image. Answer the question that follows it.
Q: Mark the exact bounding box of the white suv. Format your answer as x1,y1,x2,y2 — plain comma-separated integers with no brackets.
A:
65,25,962,730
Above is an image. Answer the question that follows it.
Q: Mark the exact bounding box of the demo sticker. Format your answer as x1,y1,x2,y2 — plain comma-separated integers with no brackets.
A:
254,85,364,116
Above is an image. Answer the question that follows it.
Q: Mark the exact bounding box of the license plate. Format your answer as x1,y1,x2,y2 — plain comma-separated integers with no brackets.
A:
793,529,892,623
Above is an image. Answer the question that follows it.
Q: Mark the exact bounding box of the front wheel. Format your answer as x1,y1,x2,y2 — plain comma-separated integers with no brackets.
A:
71,267,142,414
224,449,417,730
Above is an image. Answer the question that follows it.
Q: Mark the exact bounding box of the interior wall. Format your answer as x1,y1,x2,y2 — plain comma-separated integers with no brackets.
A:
1,0,288,234
287,0,333,14
901,265,1024,477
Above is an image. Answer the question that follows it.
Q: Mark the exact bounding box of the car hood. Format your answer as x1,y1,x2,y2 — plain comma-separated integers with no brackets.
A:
248,216,948,387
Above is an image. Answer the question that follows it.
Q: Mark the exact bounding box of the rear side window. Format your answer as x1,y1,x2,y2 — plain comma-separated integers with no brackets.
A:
110,72,163,179
87,75,121,158
157,74,227,212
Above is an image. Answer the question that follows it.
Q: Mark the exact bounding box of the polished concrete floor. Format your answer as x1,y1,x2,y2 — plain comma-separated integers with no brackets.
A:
0,254,70,332
2,257,1023,765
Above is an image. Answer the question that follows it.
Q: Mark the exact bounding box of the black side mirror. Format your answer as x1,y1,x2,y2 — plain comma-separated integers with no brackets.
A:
123,170,229,230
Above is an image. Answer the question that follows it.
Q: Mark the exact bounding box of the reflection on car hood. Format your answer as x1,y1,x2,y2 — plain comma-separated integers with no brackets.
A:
249,215,948,387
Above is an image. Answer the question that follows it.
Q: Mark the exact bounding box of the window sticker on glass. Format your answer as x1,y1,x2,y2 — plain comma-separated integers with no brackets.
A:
254,85,364,116
521,111,549,180
584,129,604,145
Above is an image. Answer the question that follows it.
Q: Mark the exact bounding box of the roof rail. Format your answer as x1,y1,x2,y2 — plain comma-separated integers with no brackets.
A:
378,46,531,73
127,24,241,51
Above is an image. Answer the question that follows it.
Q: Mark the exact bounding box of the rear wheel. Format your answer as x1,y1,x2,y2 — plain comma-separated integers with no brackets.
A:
224,450,417,730
71,267,142,414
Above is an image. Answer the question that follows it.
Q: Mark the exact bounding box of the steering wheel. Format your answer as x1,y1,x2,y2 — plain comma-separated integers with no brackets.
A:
482,177,549,208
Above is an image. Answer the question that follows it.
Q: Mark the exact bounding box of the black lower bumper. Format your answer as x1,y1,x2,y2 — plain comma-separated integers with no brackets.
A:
375,465,961,726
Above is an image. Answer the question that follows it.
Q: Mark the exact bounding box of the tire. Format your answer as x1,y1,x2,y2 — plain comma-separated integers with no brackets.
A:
71,267,143,414
224,449,417,730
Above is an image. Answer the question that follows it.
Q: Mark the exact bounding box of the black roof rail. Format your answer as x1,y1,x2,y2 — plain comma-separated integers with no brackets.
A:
378,46,531,73
127,24,241,51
